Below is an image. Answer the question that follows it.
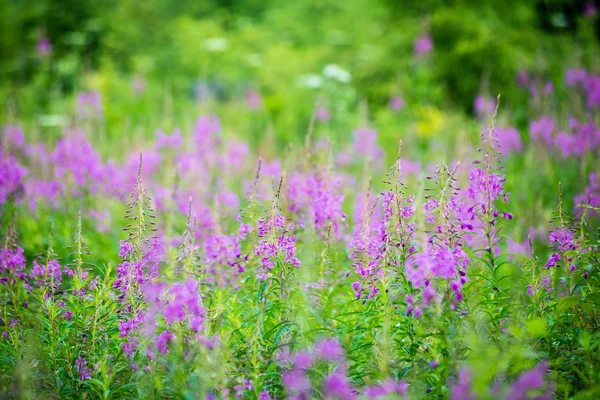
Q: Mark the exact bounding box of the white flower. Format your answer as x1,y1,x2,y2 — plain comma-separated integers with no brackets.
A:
297,74,324,89
39,115,67,127
323,64,351,83
203,37,228,52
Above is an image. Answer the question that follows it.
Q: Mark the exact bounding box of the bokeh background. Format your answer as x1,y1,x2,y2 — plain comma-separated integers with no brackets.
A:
1,0,599,141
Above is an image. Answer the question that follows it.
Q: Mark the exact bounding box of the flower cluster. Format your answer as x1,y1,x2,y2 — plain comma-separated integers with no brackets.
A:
404,242,469,315
0,154,27,205
351,128,385,168
565,68,600,109
279,339,408,399
142,278,213,356
203,222,251,289
114,238,161,296
575,173,600,215
545,227,579,269
450,362,551,400
255,211,301,281
0,246,27,285
29,259,62,289
287,171,347,239
494,126,523,156
474,95,497,118
349,191,385,300
75,357,92,380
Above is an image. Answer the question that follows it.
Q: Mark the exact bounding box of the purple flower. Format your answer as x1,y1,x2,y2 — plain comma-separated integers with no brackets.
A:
322,368,356,400
2,125,26,150
30,259,62,288
495,126,523,155
194,114,221,156
530,116,555,147
258,390,272,400
364,379,408,398
287,171,347,240
203,225,249,288
575,173,600,215
314,338,344,361
155,128,182,150
450,368,475,400
234,378,254,399
352,128,385,167
37,36,52,57
293,351,313,370
389,96,405,111
543,81,553,96
474,95,496,117
131,75,146,95
0,154,27,206
584,2,598,17
254,211,301,280
508,361,550,400
75,357,91,380
156,331,175,354
517,70,530,86
583,74,600,108
76,91,103,120
548,228,577,253
315,105,331,122
118,240,134,260
114,238,161,295
566,69,587,87
545,253,561,268
282,369,311,396
467,168,506,203
414,34,433,55
246,89,263,110
0,247,26,275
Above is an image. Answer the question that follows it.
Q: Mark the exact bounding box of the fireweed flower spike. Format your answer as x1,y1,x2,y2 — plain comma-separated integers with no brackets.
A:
462,96,518,336
536,183,588,302
202,200,250,289
350,176,383,300
574,173,600,215
287,140,347,241
176,196,199,277
116,153,159,297
0,152,27,206
405,159,470,315
141,278,212,356
254,174,301,282
1,242,27,287
29,223,62,293
115,153,160,359
449,363,552,399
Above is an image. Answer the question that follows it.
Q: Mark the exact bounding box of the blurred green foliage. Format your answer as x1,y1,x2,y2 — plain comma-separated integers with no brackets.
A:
1,0,598,116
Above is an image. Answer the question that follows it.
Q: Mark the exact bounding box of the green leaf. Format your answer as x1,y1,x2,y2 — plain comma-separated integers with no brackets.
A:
525,318,547,337
556,295,581,315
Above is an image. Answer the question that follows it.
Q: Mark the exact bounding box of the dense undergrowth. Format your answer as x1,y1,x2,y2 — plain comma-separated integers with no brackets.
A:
2,80,600,399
